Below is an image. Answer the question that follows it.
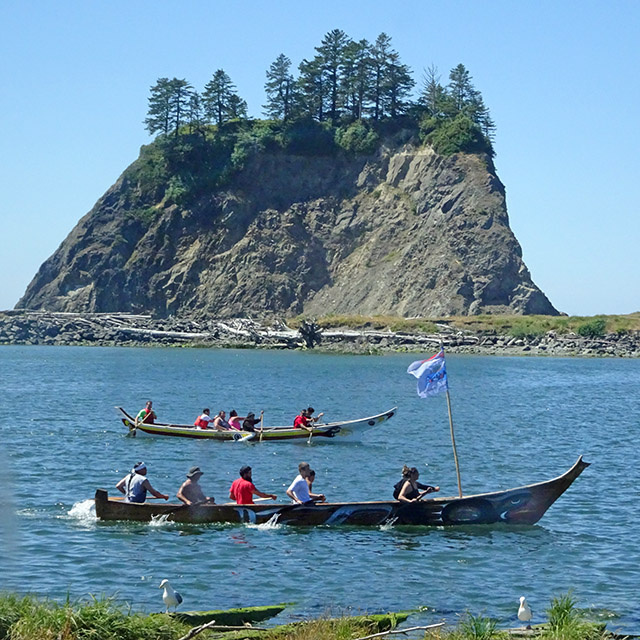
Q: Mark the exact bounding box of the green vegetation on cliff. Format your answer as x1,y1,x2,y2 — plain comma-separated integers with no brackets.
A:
133,30,495,212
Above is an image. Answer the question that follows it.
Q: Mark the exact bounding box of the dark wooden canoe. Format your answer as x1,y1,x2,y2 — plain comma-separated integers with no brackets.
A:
95,456,588,527
117,406,397,441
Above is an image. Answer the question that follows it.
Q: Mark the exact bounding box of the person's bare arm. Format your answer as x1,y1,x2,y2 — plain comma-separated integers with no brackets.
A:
397,481,415,503
254,488,277,500
144,479,168,500
177,481,190,505
286,488,300,502
115,477,127,494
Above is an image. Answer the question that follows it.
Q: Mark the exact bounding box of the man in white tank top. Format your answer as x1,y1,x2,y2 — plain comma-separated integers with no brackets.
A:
115,462,169,503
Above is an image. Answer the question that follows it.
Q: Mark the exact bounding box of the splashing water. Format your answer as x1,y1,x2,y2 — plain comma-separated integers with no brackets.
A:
379,517,398,531
246,513,282,530
68,499,96,523
149,513,172,527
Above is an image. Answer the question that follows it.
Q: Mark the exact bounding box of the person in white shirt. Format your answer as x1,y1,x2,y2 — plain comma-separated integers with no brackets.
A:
286,461,326,504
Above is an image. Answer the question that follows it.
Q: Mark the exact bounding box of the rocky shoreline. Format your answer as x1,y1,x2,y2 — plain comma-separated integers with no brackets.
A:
2,310,639,357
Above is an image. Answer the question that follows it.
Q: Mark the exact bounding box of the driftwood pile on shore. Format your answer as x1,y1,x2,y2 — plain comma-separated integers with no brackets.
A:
1,310,640,357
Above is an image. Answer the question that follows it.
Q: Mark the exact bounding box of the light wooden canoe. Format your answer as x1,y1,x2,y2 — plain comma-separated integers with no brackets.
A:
118,406,397,441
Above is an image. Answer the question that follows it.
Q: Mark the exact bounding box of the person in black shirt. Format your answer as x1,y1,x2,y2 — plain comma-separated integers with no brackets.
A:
394,465,439,503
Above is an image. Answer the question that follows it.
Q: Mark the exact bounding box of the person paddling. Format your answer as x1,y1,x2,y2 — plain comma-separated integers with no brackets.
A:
177,466,214,505
305,469,326,503
194,408,214,429
135,400,157,426
229,466,277,505
241,411,263,432
115,461,168,503
213,410,231,431
286,461,326,504
394,465,439,503
293,407,323,432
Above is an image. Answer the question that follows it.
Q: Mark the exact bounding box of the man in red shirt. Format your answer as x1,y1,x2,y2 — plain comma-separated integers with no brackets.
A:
293,407,324,431
229,466,277,505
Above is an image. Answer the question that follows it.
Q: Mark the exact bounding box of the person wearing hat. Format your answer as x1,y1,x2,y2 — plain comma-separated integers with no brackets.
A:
115,462,169,503
229,465,277,505
177,466,214,505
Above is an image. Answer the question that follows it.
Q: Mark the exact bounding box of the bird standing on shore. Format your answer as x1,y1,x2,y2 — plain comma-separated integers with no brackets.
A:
518,596,532,628
159,579,183,613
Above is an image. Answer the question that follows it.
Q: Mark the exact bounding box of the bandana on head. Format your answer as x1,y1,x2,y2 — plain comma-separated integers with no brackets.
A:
133,462,146,473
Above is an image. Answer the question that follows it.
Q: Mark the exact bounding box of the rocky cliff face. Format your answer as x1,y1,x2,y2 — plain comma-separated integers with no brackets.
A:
17,139,557,318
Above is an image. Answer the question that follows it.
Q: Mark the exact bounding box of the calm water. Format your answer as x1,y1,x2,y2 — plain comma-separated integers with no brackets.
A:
1,346,638,631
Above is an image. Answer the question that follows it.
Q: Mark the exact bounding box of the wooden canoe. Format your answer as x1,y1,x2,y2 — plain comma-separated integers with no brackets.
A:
95,456,588,526
117,406,397,441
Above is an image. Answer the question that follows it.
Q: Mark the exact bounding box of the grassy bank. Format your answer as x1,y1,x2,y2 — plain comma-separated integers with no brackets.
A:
0,592,613,640
290,313,640,340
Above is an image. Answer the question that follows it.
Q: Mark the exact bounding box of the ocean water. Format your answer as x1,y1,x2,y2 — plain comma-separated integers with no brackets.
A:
0,346,638,631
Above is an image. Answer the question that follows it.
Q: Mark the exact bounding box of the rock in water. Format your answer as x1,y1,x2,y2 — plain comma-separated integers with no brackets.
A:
17,138,557,318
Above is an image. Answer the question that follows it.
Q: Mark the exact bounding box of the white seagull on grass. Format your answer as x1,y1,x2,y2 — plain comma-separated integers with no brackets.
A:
518,596,532,628
159,579,183,613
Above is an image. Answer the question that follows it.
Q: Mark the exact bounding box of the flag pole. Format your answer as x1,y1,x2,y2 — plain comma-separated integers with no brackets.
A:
441,344,462,497
445,386,463,497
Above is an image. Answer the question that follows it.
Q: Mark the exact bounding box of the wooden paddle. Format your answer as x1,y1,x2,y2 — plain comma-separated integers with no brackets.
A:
162,499,210,516
273,497,320,518
112,495,164,501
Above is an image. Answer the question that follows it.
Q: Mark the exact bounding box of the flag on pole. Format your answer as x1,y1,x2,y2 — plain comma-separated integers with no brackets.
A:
407,350,448,398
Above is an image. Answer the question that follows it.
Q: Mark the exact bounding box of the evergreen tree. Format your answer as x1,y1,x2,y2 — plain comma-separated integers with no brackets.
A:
297,56,325,121
341,39,372,120
384,51,414,117
186,91,205,134
144,77,173,136
447,63,495,143
448,63,477,112
315,28,350,121
370,33,393,119
264,53,297,120
203,69,245,126
166,78,193,136
419,65,448,118
467,93,495,141
227,93,248,119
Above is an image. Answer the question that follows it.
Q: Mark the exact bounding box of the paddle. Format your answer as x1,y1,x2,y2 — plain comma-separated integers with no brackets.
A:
273,497,320,518
112,495,164,501
162,499,211,516
259,411,264,443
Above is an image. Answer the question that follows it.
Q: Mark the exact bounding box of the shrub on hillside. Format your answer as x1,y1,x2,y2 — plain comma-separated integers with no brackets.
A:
277,118,336,155
576,318,606,338
335,120,379,154
423,113,492,156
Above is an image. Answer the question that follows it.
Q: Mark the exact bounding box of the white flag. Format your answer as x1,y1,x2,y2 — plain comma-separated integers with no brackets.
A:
407,350,448,398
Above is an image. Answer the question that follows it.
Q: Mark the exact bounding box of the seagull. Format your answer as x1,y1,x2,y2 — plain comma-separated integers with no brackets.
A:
159,579,183,613
518,596,532,628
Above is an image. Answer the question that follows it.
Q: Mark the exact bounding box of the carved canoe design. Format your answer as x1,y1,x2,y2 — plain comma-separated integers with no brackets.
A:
95,456,589,526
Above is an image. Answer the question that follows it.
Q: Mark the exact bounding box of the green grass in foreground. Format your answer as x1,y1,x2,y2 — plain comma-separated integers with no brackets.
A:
0,594,184,640
289,313,640,340
0,592,610,640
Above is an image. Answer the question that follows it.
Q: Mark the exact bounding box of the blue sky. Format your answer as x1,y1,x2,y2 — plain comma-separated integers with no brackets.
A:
1,0,638,315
